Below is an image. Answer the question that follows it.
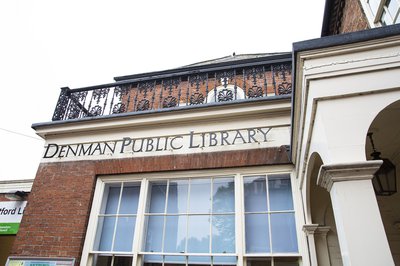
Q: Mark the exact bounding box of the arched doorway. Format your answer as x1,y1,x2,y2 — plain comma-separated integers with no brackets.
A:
306,152,342,266
365,99,400,265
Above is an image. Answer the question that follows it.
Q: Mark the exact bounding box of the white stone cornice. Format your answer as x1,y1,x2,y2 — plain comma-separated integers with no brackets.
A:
317,160,383,192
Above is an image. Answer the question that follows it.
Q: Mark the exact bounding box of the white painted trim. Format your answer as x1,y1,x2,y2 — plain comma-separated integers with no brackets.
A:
0,179,33,193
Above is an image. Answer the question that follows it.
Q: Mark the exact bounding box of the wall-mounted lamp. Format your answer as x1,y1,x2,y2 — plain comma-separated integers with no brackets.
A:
368,132,397,196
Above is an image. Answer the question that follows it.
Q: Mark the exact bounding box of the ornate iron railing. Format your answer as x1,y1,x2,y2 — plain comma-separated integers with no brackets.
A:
52,62,292,121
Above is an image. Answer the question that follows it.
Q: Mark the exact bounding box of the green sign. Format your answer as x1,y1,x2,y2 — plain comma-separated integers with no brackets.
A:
0,223,20,234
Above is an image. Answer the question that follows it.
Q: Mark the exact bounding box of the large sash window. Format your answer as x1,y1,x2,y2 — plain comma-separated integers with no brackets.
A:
83,169,299,266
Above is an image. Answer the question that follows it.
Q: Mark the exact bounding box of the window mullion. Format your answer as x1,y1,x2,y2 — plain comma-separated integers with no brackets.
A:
236,173,244,266
161,180,169,254
210,178,214,256
111,182,124,252
266,175,273,257
132,178,149,266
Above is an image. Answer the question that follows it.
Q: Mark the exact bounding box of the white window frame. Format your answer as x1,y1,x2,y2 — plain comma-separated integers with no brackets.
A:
80,165,302,266
361,0,400,27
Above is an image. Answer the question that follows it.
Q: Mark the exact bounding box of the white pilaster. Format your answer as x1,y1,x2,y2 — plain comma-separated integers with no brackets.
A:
303,224,319,266
317,161,394,266
314,226,330,266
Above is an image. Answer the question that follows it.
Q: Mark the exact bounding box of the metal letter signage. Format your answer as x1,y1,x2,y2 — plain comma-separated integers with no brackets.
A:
41,126,290,162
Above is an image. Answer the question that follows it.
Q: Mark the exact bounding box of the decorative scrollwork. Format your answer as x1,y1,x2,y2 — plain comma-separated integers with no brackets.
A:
190,92,204,105
137,99,150,111
189,74,207,91
52,89,70,121
71,91,88,102
217,71,234,88
278,82,292,95
114,86,129,98
218,88,234,102
67,102,81,119
92,88,110,104
245,67,264,85
112,103,126,114
274,64,291,81
162,95,177,108
89,105,102,116
247,86,264,98
163,79,180,94
138,81,155,96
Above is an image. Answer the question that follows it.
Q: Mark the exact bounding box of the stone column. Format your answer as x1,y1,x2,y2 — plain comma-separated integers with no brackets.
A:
317,161,394,266
303,224,319,266
314,226,331,266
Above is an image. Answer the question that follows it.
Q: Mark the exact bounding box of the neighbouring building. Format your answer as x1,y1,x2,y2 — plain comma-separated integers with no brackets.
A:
6,0,400,265
0,179,32,265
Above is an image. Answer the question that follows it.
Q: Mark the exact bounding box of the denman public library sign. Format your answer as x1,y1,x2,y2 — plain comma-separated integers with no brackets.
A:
42,126,290,162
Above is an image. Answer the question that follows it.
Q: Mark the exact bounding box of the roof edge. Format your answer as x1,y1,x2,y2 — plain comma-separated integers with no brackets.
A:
294,23,400,54
113,52,291,82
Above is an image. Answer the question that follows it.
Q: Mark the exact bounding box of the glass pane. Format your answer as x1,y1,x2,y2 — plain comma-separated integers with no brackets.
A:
245,213,270,253
149,182,167,213
114,216,135,251
103,185,121,214
381,9,390,25
212,215,235,253
113,256,133,266
119,184,140,214
213,256,237,265
144,255,163,264
268,174,293,211
145,216,164,252
247,259,272,266
244,176,267,212
187,215,210,253
271,213,298,253
369,0,380,15
274,257,299,266
164,215,187,253
93,254,112,266
97,216,115,251
188,256,211,264
189,179,211,213
167,180,189,213
388,0,399,18
164,256,186,264
213,178,235,213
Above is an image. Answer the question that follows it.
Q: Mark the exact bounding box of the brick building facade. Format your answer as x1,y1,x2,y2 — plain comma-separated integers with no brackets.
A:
5,0,400,265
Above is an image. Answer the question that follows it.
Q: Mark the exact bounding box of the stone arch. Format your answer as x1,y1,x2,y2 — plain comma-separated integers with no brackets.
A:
365,99,400,265
305,152,343,266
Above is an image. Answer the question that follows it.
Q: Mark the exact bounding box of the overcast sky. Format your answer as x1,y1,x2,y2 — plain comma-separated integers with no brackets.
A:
0,0,325,181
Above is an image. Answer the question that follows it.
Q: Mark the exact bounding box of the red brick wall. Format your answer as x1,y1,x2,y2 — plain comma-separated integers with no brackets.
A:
340,0,370,34
11,147,290,265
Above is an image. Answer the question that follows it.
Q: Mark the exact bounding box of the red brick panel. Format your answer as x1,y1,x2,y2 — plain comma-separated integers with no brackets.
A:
340,0,369,34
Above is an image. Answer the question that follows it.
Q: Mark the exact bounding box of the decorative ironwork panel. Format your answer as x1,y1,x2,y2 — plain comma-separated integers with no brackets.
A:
162,79,180,108
50,61,292,121
218,88,234,102
189,74,207,105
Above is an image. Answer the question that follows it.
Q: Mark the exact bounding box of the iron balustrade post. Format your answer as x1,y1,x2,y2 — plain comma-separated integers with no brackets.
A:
52,87,71,121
